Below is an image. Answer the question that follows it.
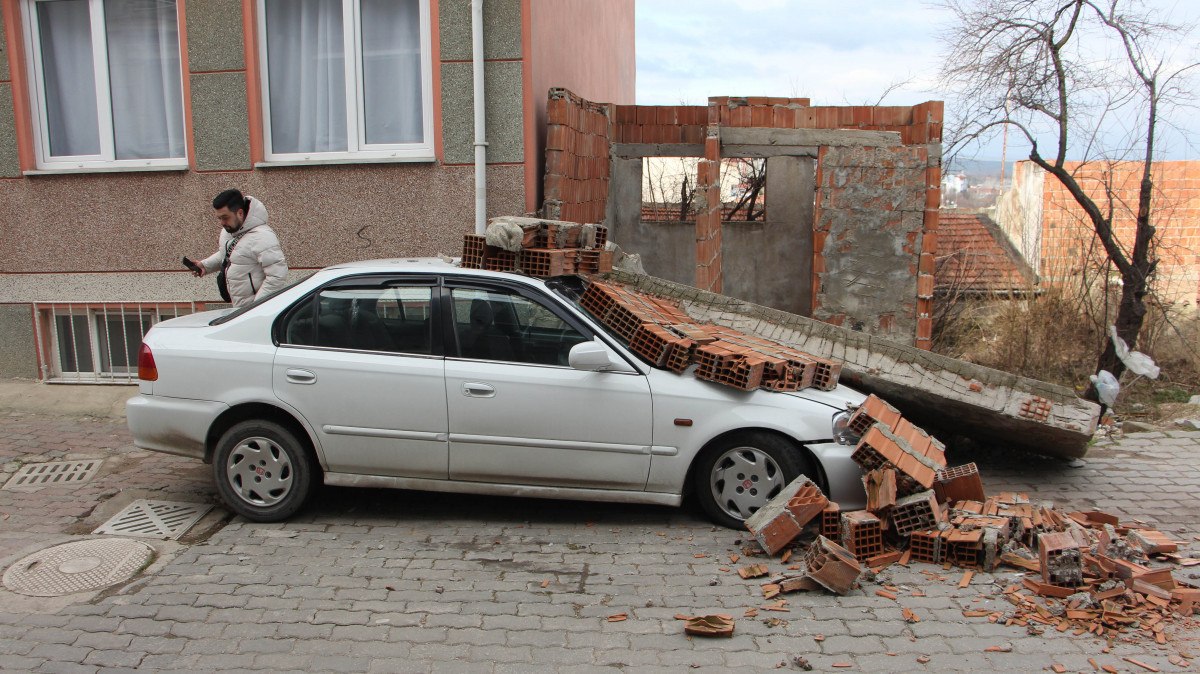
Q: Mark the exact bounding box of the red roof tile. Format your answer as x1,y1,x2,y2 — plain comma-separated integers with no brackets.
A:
935,210,1037,293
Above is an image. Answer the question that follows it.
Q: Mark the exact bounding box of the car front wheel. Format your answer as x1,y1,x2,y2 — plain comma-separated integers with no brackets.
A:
693,431,817,529
213,420,314,522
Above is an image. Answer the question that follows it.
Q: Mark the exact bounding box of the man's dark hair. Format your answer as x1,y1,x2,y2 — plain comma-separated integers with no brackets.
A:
212,189,249,215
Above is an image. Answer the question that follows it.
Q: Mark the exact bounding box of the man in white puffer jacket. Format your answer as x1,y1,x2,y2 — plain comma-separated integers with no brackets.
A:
193,189,289,308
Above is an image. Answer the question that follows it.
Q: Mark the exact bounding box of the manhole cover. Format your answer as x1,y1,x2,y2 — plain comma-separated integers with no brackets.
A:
93,500,213,540
2,538,154,597
3,460,103,491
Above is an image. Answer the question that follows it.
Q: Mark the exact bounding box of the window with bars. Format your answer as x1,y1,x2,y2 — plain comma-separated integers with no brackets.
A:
36,303,196,383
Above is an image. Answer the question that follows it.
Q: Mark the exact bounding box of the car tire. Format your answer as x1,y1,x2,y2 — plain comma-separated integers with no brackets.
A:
213,420,314,522
693,431,818,529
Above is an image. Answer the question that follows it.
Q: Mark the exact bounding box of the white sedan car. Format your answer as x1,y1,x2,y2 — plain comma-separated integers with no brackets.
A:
127,259,867,528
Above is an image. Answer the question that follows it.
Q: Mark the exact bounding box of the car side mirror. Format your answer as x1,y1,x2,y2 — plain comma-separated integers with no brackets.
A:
568,341,614,371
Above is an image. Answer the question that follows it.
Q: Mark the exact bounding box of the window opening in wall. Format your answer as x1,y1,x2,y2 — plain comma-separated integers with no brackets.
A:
258,0,434,162
35,303,197,383
21,0,187,169
641,157,699,222
721,158,767,221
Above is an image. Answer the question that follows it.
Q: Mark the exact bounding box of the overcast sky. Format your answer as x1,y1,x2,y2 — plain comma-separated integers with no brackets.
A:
636,0,1200,162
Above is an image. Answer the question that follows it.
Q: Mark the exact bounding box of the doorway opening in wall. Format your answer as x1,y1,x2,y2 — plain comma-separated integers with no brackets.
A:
34,303,200,384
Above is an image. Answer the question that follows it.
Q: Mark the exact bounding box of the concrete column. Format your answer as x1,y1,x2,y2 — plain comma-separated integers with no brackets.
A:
606,156,641,244
695,128,722,292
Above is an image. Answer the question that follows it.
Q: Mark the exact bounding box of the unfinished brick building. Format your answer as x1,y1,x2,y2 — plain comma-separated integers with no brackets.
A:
996,160,1200,309
541,89,944,348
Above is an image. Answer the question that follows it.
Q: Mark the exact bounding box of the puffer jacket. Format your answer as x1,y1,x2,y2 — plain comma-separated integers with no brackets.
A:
200,197,289,307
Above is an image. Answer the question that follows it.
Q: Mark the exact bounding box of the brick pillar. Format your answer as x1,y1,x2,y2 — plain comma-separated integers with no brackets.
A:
695,126,722,292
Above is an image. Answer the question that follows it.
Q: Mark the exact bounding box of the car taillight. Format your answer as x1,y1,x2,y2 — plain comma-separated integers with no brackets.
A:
138,343,158,381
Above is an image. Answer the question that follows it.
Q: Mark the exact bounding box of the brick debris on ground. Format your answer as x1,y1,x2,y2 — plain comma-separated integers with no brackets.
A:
2,409,1200,672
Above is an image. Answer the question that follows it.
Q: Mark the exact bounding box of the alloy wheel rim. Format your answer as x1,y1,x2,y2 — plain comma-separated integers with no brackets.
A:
709,446,785,521
225,436,293,507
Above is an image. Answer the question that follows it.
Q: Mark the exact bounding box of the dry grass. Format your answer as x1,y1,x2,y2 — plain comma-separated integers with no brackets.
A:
933,277,1200,415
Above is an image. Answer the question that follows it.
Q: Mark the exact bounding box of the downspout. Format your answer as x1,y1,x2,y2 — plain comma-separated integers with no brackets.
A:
472,0,488,235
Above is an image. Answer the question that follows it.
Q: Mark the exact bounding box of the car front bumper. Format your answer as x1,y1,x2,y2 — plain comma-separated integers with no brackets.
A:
807,440,867,510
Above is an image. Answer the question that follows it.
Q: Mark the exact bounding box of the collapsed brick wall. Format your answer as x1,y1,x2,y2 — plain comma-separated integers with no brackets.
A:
543,89,613,225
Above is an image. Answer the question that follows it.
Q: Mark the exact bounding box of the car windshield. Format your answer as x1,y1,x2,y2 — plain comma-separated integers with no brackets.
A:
208,272,316,326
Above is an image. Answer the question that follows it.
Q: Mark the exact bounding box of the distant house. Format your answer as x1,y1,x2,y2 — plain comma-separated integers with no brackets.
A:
0,0,635,381
935,211,1037,295
995,160,1200,309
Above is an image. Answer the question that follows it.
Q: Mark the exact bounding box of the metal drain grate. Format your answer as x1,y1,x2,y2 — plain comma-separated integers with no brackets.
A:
3,460,103,491
2,538,154,597
93,500,213,540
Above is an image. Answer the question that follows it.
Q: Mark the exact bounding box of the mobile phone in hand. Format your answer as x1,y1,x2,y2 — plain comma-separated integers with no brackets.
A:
182,257,202,273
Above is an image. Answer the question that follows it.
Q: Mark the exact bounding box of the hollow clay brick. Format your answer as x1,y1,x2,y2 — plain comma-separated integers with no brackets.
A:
803,536,862,595
744,476,828,555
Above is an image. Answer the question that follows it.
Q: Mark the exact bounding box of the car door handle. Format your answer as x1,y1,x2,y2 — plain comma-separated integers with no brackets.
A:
285,369,317,385
462,382,495,397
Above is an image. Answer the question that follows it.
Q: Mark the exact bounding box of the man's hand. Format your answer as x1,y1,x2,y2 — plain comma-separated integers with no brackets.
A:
192,267,205,278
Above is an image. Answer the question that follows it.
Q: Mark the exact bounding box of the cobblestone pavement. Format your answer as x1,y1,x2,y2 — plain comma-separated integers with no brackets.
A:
1,409,1199,673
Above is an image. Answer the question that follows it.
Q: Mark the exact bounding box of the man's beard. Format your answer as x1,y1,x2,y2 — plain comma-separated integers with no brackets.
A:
222,216,244,234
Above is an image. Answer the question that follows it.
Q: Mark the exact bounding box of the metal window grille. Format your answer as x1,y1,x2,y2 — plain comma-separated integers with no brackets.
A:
33,302,197,384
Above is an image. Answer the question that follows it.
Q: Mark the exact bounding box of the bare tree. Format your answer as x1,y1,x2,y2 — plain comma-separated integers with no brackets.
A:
723,158,766,221
939,0,1198,404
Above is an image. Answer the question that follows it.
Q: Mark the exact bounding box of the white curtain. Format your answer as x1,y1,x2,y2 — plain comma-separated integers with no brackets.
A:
265,0,347,153
104,0,186,159
37,0,101,157
361,0,422,144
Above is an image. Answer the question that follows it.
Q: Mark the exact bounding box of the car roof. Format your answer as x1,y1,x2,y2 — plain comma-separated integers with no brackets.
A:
320,257,547,284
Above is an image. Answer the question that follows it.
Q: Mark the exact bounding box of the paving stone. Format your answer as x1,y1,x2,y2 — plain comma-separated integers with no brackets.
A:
4,412,1200,671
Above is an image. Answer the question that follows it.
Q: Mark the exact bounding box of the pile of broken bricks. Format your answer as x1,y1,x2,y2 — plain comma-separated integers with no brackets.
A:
460,218,613,276
579,280,842,392
722,394,1200,651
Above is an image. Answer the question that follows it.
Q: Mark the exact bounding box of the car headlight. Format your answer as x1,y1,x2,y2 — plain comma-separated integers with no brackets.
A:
831,409,860,446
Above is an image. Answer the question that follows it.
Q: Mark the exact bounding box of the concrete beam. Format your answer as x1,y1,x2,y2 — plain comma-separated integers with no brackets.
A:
612,142,821,159
611,143,703,158
722,128,902,148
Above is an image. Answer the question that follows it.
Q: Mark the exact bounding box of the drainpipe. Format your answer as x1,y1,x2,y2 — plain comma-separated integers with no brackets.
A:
472,0,488,235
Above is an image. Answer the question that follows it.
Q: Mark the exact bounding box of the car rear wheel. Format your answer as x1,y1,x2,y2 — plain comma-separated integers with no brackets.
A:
213,420,314,522
693,431,817,529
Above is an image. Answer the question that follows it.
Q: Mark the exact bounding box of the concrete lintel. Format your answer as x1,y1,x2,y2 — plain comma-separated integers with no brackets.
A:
611,142,819,159
723,144,819,158
611,143,703,158
722,128,902,148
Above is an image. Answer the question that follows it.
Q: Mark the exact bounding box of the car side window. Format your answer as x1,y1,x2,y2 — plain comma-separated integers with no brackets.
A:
451,287,586,365
282,286,433,354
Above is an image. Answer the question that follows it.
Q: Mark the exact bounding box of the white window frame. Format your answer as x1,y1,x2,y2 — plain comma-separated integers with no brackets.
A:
20,0,188,171
256,0,435,164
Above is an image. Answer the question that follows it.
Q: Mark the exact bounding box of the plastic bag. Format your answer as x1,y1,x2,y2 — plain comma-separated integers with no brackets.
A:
1108,325,1160,379
1089,370,1120,407
484,220,525,252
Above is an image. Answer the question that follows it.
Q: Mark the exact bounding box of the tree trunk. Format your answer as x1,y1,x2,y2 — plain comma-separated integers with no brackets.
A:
1082,260,1151,406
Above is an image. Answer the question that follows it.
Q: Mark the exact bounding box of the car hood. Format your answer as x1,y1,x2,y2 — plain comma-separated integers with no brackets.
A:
782,384,867,412
154,309,232,328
